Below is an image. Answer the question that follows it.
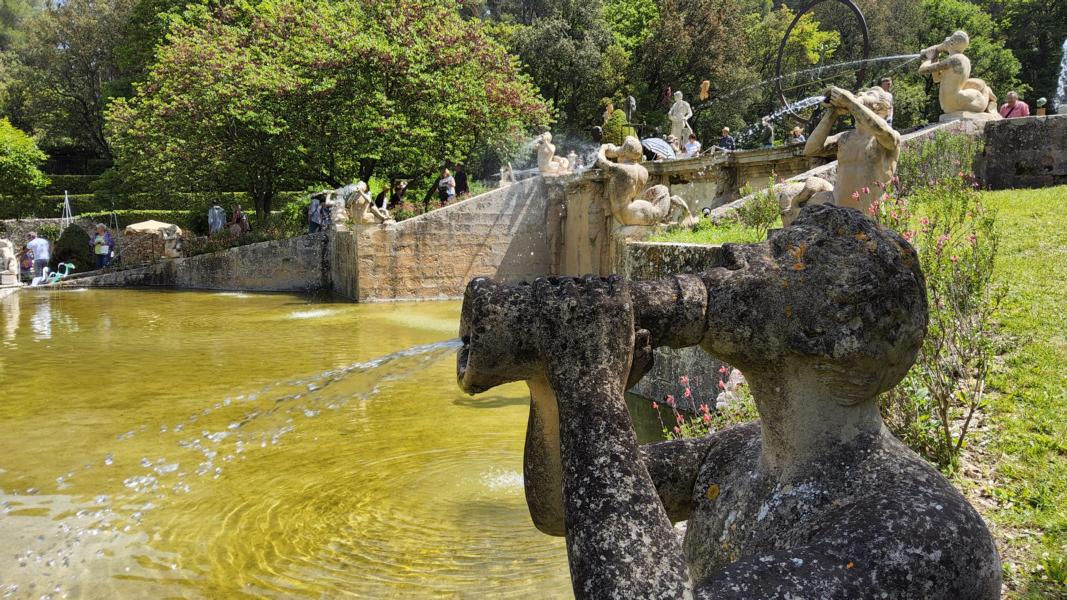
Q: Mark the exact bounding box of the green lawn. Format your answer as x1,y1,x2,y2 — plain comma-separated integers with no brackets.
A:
648,219,779,245
982,186,1067,598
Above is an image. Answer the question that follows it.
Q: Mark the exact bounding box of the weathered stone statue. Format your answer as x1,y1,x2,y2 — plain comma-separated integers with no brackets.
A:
320,182,393,226
596,136,696,227
457,205,1001,599
668,91,694,142
534,132,571,176
0,239,19,285
919,30,1001,122
499,163,515,188
781,86,900,226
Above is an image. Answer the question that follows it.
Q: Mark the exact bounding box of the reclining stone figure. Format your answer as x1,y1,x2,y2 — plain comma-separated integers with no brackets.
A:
597,136,697,228
457,205,1000,599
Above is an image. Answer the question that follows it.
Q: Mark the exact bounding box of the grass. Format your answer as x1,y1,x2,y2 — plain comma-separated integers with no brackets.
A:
648,218,781,245
979,185,1067,598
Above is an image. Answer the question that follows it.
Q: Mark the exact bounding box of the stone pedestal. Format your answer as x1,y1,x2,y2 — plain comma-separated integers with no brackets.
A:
1,272,18,286
939,111,1001,123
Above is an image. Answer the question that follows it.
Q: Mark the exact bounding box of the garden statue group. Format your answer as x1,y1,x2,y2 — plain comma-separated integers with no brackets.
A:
456,28,1004,599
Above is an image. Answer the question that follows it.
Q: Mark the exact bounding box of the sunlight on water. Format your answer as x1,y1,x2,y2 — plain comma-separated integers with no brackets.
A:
0,289,573,598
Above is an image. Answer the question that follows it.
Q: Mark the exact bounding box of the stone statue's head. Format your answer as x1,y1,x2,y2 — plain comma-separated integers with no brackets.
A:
943,30,970,52
542,132,552,143
858,87,894,120
700,204,927,403
619,136,644,162
674,91,683,101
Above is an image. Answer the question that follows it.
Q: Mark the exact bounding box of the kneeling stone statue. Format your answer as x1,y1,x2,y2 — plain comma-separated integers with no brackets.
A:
457,205,1000,599
598,136,697,228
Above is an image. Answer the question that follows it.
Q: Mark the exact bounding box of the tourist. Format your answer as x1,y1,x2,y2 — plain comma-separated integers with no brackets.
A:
454,165,470,200
390,180,408,207
999,91,1030,118
759,117,775,149
683,134,701,158
786,126,806,145
437,168,456,205
208,204,226,235
24,232,49,278
308,194,325,233
880,77,894,126
229,205,250,235
718,127,736,151
90,224,114,269
374,185,390,210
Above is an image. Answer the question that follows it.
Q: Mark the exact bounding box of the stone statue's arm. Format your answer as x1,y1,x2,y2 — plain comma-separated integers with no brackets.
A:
533,276,692,598
918,55,957,75
523,373,566,536
595,143,618,171
803,108,841,157
843,91,900,151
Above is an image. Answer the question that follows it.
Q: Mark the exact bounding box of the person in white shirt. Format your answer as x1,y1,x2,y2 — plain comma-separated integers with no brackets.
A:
24,232,50,278
684,133,702,158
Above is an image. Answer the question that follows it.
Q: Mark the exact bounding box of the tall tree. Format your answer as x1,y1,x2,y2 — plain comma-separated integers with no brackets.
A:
107,0,550,218
0,117,49,217
11,0,136,157
978,0,1066,102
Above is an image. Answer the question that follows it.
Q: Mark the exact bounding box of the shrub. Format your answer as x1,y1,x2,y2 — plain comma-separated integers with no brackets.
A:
876,172,1002,471
50,224,96,272
896,129,984,197
45,175,98,195
653,367,759,441
733,181,780,240
0,118,50,218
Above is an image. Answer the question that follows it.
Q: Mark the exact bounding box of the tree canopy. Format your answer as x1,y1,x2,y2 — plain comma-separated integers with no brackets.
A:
0,117,48,216
106,0,550,217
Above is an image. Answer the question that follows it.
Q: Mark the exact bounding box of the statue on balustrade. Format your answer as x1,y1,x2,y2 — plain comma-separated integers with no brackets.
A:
597,136,696,228
919,30,1001,122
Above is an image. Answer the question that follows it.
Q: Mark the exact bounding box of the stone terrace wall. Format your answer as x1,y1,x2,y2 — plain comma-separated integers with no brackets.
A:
980,114,1067,189
623,241,726,406
62,233,329,292
350,177,552,301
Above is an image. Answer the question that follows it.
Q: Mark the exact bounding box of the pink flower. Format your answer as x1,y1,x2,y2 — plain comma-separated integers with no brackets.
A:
651,402,659,410
968,234,977,244
718,365,729,374
920,217,930,226
951,255,959,263
702,414,712,425
673,426,681,434
718,380,726,390
666,394,676,407
679,375,689,386
862,186,870,194
683,388,692,398
699,403,710,414
851,190,861,200
676,414,685,424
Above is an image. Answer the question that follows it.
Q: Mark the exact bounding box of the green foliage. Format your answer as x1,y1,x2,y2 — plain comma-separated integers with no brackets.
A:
50,223,95,272
0,0,43,51
45,174,98,195
0,117,48,217
107,0,549,218
896,128,984,196
8,0,136,157
603,0,657,55
35,222,59,242
654,370,759,441
601,108,632,145
732,181,780,240
979,0,1067,105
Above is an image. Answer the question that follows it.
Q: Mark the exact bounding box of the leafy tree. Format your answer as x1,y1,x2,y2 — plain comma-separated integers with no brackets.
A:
10,0,136,157
0,0,42,51
603,0,657,56
978,0,1067,103
0,117,48,217
107,0,550,218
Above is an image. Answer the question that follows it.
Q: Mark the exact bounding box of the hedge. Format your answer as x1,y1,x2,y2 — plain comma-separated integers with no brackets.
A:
45,174,98,195
0,191,305,219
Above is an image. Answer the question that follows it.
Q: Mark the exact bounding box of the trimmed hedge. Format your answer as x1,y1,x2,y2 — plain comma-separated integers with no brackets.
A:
0,191,305,219
45,174,98,195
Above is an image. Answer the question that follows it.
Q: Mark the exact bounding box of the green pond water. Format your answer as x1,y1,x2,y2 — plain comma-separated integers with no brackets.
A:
0,289,626,599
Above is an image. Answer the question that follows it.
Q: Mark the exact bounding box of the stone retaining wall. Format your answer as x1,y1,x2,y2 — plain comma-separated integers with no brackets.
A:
62,233,329,293
345,177,552,301
980,114,1067,189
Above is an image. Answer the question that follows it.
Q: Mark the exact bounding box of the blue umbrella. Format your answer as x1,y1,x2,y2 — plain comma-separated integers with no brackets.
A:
641,138,676,160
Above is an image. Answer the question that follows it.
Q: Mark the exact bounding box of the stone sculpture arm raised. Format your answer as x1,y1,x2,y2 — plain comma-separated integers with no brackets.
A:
803,104,845,157
531,275,692,599
831,86,899,151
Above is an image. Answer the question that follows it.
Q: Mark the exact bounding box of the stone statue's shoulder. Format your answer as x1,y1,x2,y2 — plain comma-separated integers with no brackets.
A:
698,421,762,478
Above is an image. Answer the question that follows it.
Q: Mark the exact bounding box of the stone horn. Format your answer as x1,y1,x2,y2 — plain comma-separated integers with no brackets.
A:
457,274,709,394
